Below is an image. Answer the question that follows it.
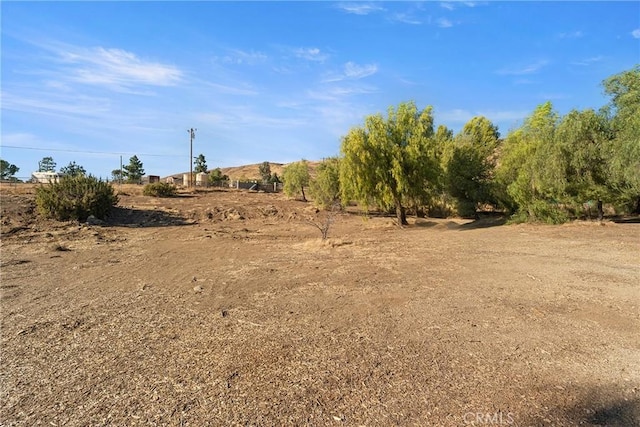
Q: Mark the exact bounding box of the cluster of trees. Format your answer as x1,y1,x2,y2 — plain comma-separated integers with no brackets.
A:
0,159,20,181
281,66,639,225
258,161,282,184
112,155,145,183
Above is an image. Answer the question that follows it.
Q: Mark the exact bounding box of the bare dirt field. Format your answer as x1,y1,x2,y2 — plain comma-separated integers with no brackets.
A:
1,184,639,426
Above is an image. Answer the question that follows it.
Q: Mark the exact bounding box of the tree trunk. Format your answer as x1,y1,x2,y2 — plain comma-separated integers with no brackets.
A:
301,186,307,202
395,199,408,226
597,199,603,221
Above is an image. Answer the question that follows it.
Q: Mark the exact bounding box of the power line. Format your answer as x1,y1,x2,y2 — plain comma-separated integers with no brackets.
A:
1,145,177,158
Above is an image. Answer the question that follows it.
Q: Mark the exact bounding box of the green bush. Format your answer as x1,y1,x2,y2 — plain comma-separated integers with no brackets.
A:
143,182,177,197
36,175,118,221
509,200,569,224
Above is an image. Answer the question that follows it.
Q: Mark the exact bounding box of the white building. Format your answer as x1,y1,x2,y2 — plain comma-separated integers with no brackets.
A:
31,172,64,183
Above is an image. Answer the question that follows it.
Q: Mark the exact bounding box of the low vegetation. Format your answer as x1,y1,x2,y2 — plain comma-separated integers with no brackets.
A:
143,182,177,197
35,175,118,221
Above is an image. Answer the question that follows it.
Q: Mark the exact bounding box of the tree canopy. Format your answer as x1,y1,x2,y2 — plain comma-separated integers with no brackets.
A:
123,155,145,183
194,154,207,174
0,159,20,181
259,161,272,183
283,160,310,201
333,66,639,223
38,156,56,172
340,101,439,225
309,157,341,209
60,161,86,177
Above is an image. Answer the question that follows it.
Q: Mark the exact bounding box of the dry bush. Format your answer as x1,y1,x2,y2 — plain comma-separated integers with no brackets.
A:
305,203,340,240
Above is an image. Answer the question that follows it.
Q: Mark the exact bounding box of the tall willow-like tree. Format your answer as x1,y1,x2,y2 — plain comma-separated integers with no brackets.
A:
555,109,611,209
309,157,341,209
603,65,640,213
446,116,500,217
495,101,560,218
340,101,439,226
283,160,310,201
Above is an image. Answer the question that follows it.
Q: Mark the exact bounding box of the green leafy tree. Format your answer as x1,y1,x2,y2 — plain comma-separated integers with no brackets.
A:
111,169,123,183
446,116,500,217
283,160,310,201
340,101,440,225
259,161,272,183
194,154,207,174
0,159,20,181
60,161,86,177
123,155,145,183
555,109,611,217
38,156,56,172
495,102,568,222
602,65,640,213
208,167,229,184
309,157,341,209
269,172,281,184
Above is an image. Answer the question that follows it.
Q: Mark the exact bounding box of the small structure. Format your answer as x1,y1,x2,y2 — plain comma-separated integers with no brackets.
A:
31,172,63,183
195,172,209,187
142,175,160,185
183,173,192,187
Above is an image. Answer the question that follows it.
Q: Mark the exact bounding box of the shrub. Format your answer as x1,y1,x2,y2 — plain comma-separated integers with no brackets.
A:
36,175,118,221
143,182,177,197
509,200,569,224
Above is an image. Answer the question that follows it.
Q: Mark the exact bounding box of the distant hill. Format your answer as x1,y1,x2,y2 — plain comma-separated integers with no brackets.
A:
164,161,320,182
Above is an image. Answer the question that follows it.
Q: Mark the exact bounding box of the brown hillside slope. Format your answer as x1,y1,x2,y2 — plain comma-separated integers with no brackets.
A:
166,161,320,182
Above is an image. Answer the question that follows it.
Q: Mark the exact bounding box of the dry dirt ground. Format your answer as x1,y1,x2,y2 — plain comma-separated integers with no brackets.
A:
1,184,638,426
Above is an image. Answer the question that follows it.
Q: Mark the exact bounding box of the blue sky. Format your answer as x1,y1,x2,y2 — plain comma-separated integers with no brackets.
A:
2,1,639,179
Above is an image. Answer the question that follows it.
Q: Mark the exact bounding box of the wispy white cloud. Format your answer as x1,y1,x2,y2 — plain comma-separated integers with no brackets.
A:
323,62,378,82
440,1,483,11
391,13,422,25
55,46,182,90
344,62,378,79
1,91,111,118
196,106,309,130
632,28,640,39
497,60,549,75
570,55,604,66
437,18,453,28
294,47,329,62
558,31,584,39
307,85,377,102
219,48,267,65
335,2,384,15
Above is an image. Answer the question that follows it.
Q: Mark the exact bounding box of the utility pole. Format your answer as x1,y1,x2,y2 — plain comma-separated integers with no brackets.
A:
188,128,197,188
